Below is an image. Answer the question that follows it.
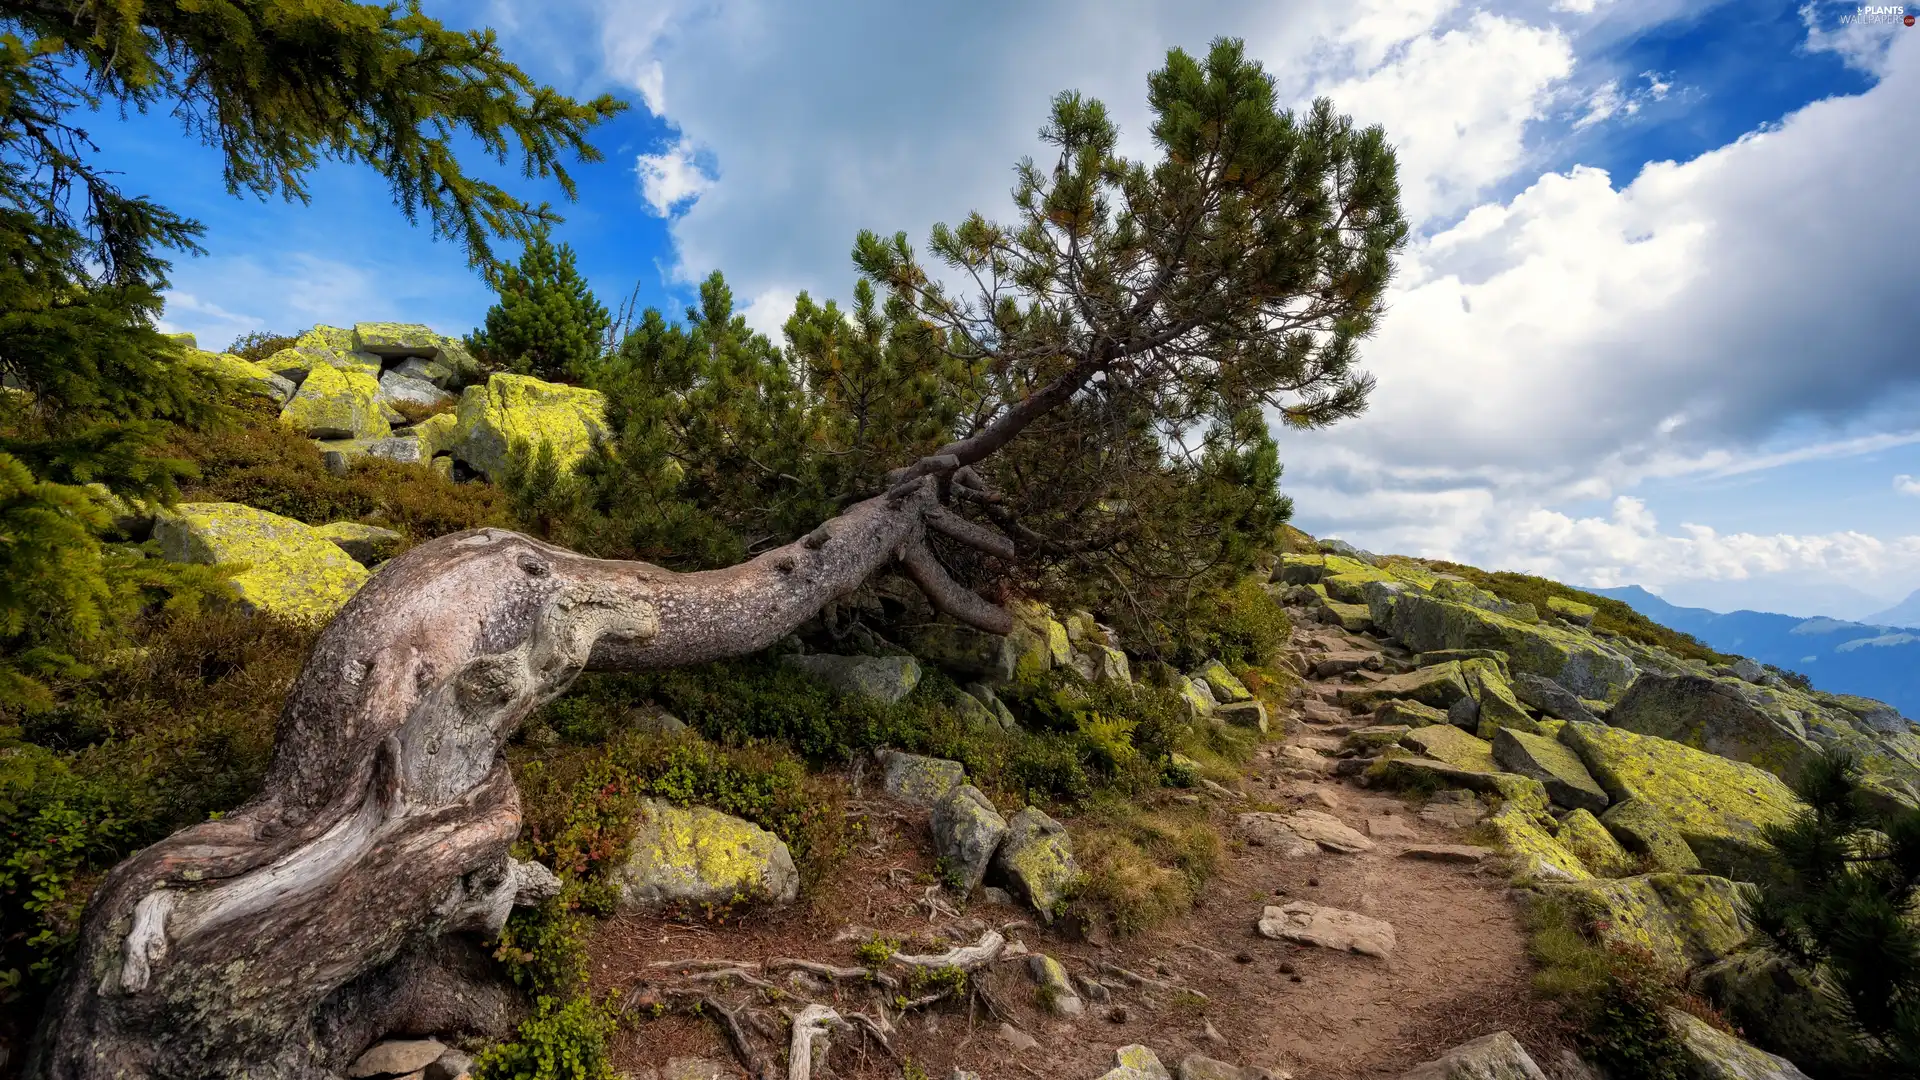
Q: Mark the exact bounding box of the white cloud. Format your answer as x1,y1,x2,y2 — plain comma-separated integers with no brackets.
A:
1801,1,1905,76
161,250,485,348
741,286,798,341
635,137,714,216
1898,475,1920,496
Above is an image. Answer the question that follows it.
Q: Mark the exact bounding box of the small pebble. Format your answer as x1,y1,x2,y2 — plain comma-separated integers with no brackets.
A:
1289,974,1304,984
1272,887,1287,896
1108,1006,1129,1023
1235,952,1254,964
1307,877,1320,887
1279,961,1296,975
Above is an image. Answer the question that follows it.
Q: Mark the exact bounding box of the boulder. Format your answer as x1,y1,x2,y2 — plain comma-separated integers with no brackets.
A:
295,324,355,353
280,362,390,440
1609,673,1920,813
1541,873,1750,971
1362,579,1406,629
1692,949,1877,1079
447,373,608,480
1343,724,1412,751
1334,661,1472,711
412,411,460,457
1462,659,1541,734
1318,598,1373,632
312,521,404,565
1483,801,1591,882
1560,722,1802,878
1510,672,1600,724
154,503,369,621
952,690,1009,732
1213,700,1268,732
316,435,430,466
784,653,921,704
1387,593,1636,701
931,785,1008,896
1374,699,1449,727
906,622,1019,685
1235,813,1320,858
876,749,967,806
1401,725,1498,773
1280,809,1375,853
1815,691,1908,736
1448,695,1481,730
1413,648,1513,676
1026,953,1083,1017
349,1039,447,1078
262,344,343,384
1100,1046,1172,1080
1546,596,1596,627
1393,1032,1546,1080
1666,1010,1812,1080
1192,659,1252,703
392,355,457,388
1429,578,1538,622
352,321,443,358
612,798,800,913
1599,798,1702,873
378,369,456,410
1490,728,1608,813
1177,1055,1274,1080
1555,808,1636,877
1176,675,1218,722
992,807,1079,922
183,350,295,404
1070,642,1132,684
964,683,1020,731
1257,900,1395,958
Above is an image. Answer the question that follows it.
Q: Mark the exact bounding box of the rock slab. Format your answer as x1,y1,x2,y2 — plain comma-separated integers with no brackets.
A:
1257,901,1396,958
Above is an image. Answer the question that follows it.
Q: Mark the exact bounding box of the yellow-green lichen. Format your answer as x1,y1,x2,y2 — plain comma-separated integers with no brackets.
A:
1484,801,1591,883
449,373,608,480
1555,808,1636,877
279,361,389,440
1542,873,1751,972
295,324,354,352
1402,723,1499,772
180,349,290,403
614,798,799,912
153,502,368,622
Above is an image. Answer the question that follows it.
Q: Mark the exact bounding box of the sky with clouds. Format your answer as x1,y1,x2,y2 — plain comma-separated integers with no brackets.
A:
113,0,1920,621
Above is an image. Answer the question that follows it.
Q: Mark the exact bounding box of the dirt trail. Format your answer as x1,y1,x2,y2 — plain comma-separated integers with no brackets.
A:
590,623,1573,1079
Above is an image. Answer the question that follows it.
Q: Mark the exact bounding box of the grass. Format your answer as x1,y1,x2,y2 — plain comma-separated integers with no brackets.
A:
1070,797,1223,936
1414,560,1729,665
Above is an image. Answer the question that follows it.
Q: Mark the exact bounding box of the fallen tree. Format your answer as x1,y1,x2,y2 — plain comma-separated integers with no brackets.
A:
25,33,1406,1079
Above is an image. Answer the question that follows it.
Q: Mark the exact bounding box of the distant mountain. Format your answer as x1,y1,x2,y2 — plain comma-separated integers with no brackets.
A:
1591,586,1920,717
1868,588,1920,630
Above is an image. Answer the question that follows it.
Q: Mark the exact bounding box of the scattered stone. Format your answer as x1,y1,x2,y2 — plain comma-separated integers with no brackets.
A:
875,749,967,806
1342,725,1411,751
1278,961,1295,974
1399,844,1492,864
951,1070,982,1080
1367,816,1418,841
1312,651,1383,678
1179,1055,1276,1080
1490,727,1609,813
1076,974,1113,1003
965,682,1021,731
1666,1009,1812,1080
1214,700,1268,732
1511,672,1600,724
1298,699,1351,725
1257,901,1395,958
996,1023,1038,1052
1374,699,1450,728
312,521,404,565
785,654,922,704
154,502,369,621
983,885,1014,905
1283,810,1375,853
349,1039,447,1078
1392,1031,1546,1080
1177,675,1219,721
1235,813,1318,858
1333,661,1472,711
660,1057,729,1080
993,807,1080,922
1193,659,1253,703
1027,953,1084,1017
1109,1007,1130,1024
1234,952,1254,964
612,798,799,913
931,785,1009,896
1100,1045,1173,1080
1275,745,1331,775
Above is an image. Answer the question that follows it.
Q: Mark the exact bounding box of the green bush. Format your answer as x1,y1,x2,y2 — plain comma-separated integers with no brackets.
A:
471,993,617,1080
225,330,298,363
1173,574,1292,669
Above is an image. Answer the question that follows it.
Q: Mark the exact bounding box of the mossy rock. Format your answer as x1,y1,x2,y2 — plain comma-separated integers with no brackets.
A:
907,622,1019,685
352,321,443,358
295,324,355,352
1560,722,1802,878
1599,797,1702,873
153,502,368,622
1323,566,1397,604
1540,873,1751,973
1414,649,1512,679
1666,1009,1813,1080
1275,553,1329,585
612,798,800,913
412,411,459,456
1317,597,1373,632
1462,658,1541,734
992,807,1079,923
1555,807,1636,877
1692,949,1878,1078
448,373,608,480
181,350,295,404
1490,727,1607,813
876,749,967,807
280,362,389,440
1336,661,1471,711
262,345,341,385
312,521,403,565
784,654,921,705
1343,725,1412,751
1373,756,1549,811
1374,699,1449,728
1484,801,1590,882
1388,593,1636,702
1192,658,1251,703
1546,596,1596,626
1402,724,1498,772
1175,675,1217,721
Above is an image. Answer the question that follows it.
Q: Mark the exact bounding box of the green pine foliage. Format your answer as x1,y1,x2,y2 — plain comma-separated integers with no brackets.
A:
1750,747,1920,1075
471,226,611,382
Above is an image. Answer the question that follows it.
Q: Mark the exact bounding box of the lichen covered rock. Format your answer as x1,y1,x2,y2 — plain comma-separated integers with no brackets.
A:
378,369,455,410
1393,1031,1546,1080
907,622,1019,685
1599,797,1703,872
613,798,799,913
312,521,403,565
1483,802,1590,882
876,749,967,806
1387,592,1636,702
1555,808,1636,877
784,653,921,704
1192,659,1252,703
448,372,607,480
1560,722,1801,877
1335,661,1472,711
993,806,1079,922
154,502,368,621
280,361,390,440
931,785,1008,896
1667,1009,1813,1080
182,350,295,404
1401,724,1498,773
1541,873,1750,971
1461,659,1541,734
1490,727,1607,813
1374,699,1449,727
1546,596,1596,626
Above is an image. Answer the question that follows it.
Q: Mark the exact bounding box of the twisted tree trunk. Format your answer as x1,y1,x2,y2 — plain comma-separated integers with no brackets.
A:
30,482,995,1079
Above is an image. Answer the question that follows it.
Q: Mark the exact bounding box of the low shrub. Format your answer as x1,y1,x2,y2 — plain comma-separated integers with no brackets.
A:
1071,800,1221,935
1173,574,1291,670
225,330,298,363
471,993,617,1080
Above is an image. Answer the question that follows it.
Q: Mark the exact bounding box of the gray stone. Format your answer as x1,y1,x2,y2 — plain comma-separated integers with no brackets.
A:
1491,727,1609,814
424,1051,472,1080
1281,809,1375,853
1257,901,1395,958
1100,1046,1173,1080
907,622,1020,684
1178,1055,1275,1080
1511,672,1600,724
992,807,1079,922
1668,1009,1812,1080
1730,657,1767,684
624,703,687,735
312,521,404,565
951,690,1004,731
965,682,1020,731
349,1039,447,1078
1448,695,1481,729
982,886,1014,905
1027,953,1084,1017
1213,699,1268,733
996,1023,1038,1052
1393,1032,1546,1080
393,355,456,388
1236,813,1319,858
931,784,1008,896
876,749,967,807
612,799,799,913
379,369,456,410
1399,844,1494,863
660,1058,729,1080
783,653,921,704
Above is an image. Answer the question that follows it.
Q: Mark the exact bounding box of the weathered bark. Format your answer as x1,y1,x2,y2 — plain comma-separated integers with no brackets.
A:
31,482,990,1079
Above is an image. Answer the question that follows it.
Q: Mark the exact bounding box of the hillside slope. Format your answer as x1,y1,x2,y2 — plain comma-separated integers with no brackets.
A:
1594,585,1920,718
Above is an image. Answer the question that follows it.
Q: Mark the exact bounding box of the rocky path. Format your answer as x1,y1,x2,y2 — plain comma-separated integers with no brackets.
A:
587,620,1572,1080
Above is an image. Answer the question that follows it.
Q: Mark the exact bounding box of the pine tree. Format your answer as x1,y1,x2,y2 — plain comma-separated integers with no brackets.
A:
470,225,610,382
1750,747,1920,1075
0,1,623,710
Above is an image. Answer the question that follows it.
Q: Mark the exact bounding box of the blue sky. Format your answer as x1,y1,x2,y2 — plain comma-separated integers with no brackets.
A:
116,0,1920,621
